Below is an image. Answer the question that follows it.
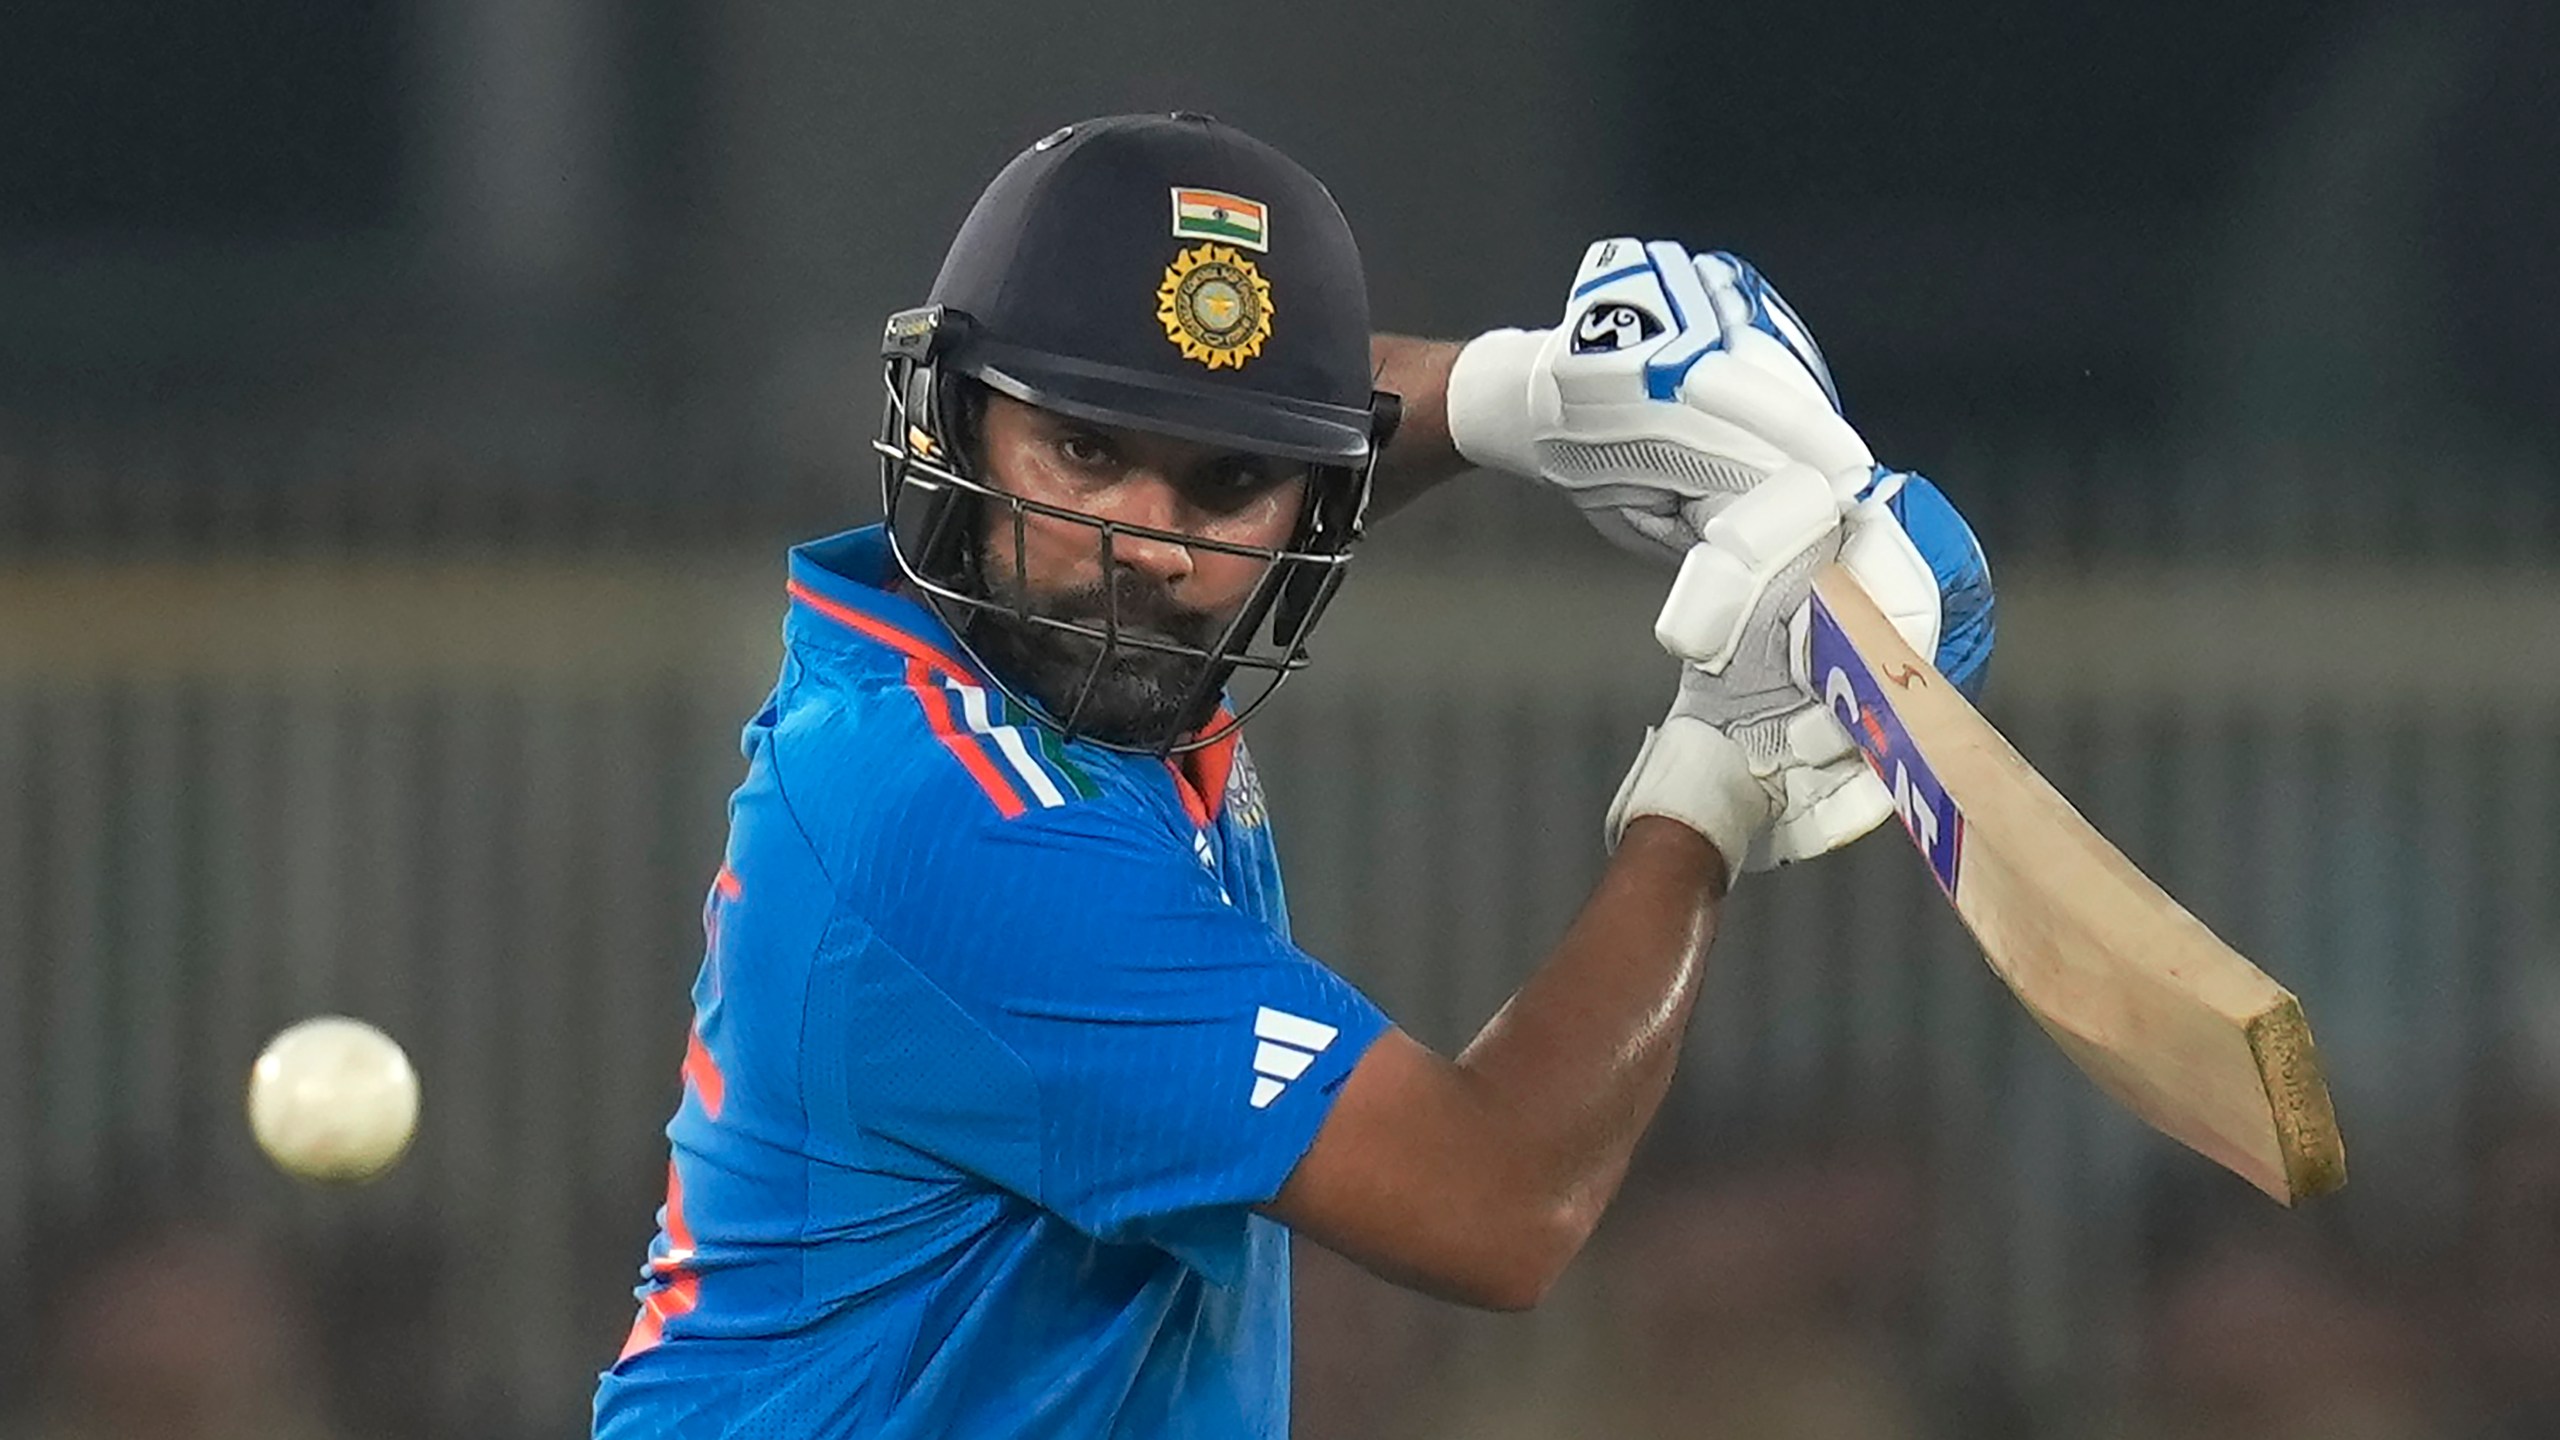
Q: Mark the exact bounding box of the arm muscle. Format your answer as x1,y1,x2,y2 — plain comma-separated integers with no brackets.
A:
1267,817,1727,1309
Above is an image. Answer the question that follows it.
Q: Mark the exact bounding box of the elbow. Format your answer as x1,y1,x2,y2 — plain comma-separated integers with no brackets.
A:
1467,1267,1557,1315
1455,1197,1597,1312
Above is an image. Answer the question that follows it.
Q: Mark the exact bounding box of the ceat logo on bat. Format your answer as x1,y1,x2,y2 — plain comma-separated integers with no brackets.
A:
1808,600,1966,895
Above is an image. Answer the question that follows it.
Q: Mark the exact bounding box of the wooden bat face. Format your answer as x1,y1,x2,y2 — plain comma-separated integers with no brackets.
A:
1804,565,2347,1205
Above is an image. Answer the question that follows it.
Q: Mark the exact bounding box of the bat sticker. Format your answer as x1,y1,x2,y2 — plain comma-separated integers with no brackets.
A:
1809,597,1966,895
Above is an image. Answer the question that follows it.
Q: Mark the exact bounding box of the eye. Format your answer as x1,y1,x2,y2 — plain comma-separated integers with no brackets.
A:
1210,459,1287,496
1056,431,1115,469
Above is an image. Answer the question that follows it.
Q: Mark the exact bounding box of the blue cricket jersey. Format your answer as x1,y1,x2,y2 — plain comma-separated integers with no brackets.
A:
592,526,1389,1439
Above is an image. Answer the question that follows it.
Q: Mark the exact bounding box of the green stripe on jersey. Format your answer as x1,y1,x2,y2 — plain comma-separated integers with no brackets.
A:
1029,717,1102,800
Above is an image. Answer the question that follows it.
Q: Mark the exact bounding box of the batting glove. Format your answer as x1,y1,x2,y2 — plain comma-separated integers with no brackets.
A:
1447,237,1874,559
1607,464,1844,880
1746,470,1998,870
1452,237,1997,869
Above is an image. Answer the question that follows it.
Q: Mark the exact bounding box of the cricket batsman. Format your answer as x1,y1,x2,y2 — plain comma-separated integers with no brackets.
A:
593,112,1993,1438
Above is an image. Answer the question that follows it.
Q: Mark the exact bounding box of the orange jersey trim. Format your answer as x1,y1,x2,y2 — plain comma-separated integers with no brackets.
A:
1170,716,1240,827
681,1024,725,1120
904,657,1028,819
619,1159,703,1361
788,580,1029,818
787,579,977,681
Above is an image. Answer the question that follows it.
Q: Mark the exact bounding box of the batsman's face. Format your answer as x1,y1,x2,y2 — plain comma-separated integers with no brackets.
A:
966,392,1308,744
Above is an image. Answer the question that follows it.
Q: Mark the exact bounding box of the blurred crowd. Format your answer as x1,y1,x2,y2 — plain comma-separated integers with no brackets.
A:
10,1104,2555,1440
4,1172,441,1440
12,1111,2550,1440
1289,1102,2560,1440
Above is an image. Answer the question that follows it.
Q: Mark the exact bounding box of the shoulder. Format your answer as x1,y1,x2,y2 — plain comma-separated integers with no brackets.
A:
759,639,1191,905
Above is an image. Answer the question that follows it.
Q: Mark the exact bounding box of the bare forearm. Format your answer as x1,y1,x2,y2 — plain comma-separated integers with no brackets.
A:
1267,815,1729,1309
1367,333,1470,517
1455,817,1726,1237
1370,338,1728,1225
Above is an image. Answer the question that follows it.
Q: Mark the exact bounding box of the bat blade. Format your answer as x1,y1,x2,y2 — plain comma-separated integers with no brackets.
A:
1807,565,2346,1204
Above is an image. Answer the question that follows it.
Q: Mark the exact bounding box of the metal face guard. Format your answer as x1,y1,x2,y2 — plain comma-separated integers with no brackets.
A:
874,355,1369,755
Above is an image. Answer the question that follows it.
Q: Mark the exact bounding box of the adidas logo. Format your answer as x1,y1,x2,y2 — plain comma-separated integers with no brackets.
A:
1250,1007,1338,1109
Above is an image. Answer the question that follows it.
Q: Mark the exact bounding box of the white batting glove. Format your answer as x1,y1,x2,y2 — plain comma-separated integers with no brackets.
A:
1606,464,1842,881
1741,474,1939,870
1447,238,1875,560
1626,468,1953,875
1452,237,1975,870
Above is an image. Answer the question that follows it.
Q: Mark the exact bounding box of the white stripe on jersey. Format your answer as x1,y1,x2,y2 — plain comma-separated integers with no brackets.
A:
949,680,1068,809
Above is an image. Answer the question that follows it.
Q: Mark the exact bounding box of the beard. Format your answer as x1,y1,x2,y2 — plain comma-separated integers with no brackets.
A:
964,550,1233,749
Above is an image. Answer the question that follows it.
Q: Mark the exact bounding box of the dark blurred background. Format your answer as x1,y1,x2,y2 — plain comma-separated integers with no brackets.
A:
0,1,2554,1436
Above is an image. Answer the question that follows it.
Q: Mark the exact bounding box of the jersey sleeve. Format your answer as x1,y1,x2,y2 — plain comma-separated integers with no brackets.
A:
829,794,1389,1250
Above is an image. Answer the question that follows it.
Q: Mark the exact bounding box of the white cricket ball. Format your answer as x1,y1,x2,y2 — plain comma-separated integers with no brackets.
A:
246,1016,420,1184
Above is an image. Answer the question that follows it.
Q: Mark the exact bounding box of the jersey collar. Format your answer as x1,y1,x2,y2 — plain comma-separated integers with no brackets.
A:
787,526,1245,807
1170,720,1238,826
784,525,989,684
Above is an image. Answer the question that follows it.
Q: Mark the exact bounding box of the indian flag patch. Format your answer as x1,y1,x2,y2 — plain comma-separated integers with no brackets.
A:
1171,188,1268,252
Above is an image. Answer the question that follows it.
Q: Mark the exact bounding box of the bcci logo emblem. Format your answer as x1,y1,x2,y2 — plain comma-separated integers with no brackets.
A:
1224,742,1269,830
1156,243,1273,371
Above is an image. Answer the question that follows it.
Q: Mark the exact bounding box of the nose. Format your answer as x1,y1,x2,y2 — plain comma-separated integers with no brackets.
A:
1102,475,1195,586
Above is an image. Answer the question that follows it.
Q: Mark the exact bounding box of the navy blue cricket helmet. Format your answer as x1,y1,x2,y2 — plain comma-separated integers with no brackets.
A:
874,113,1400,754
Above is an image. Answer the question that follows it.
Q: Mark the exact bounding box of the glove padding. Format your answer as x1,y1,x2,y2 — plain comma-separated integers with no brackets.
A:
1449,239,1873,562
1734,472,1931,870
1606,464,1841,879
1636,465,1964,874
1737,471,1998,871
1456,236,1996,870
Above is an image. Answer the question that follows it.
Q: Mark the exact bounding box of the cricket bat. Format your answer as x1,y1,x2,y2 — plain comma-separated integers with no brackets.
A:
1806,565,2347,1205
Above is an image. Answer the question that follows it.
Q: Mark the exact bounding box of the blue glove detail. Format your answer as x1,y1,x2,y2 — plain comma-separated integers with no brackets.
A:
1711,252,1842,412
1884,472,1996,702
1642,248,1847,410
